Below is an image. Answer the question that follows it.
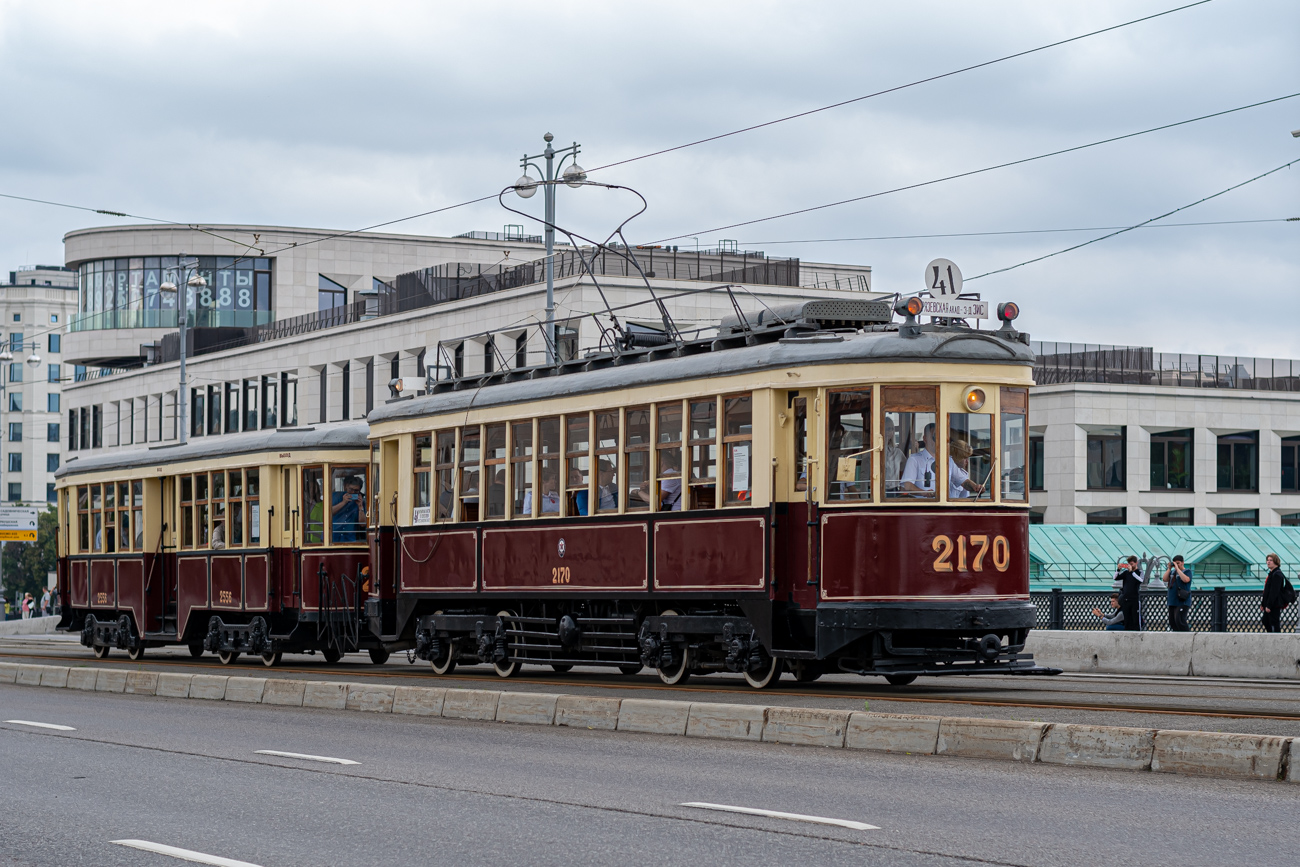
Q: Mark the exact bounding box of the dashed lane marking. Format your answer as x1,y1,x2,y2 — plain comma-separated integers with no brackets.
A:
5,719,75,731
110,840,262,867
254,749,359,765
680,802,878,831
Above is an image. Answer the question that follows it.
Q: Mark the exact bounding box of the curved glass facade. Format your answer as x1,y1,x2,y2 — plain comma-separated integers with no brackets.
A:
74,256,274,331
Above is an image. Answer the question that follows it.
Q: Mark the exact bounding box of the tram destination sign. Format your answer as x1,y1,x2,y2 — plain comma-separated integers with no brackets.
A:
0,506,39,541
921,298,988,319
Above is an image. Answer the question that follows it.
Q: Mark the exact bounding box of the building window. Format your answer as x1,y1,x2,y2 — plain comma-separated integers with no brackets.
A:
207,384,221,435
1150,508,1192,526
191,388,204,437
47,423,60,443
11,314,18,322
452,343,464,378
318,275,348,310
515,333,528,368
1150,429,1192,491
1216,431,1258,492
7,483,20,502
8,423,21,442
48,334,60,353
1217,509,1258,527
47,394,59,413
46,483,55,503
1086,507,1126,525
1029,435,1045,491
67,411,76,450
46,454,58,472
1086,427,1125,490
261,375,278,429
9,332,21,350
48,364,60,383
8,362,21,383
50,314,58,323
225,382,239,433
7,453,20,472
1029,511,1045,525
556,321,579,363
91,404,101,448
1282,513,1300,527
1282,436,1300,492
7,392,19,412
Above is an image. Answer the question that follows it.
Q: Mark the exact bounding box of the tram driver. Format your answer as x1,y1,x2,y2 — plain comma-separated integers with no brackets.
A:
900,423,938,495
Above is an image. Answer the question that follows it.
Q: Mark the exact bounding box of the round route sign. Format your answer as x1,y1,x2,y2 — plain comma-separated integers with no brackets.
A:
923,258,962,296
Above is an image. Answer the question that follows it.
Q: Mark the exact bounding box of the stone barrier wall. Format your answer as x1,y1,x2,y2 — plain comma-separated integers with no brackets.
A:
1,661,1294,783
1026,630,1300,679
0,616,59,636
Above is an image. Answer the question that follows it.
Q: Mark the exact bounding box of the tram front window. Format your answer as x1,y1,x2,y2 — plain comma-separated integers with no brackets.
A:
948,413,993,500
330,467,367,543
884,386,937,500
827,390,871,501
303,467,325,544
1001,387,1028,501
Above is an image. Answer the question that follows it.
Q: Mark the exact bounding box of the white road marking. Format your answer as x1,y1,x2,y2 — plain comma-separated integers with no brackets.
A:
254,750,359,765
110,840,263,867
680,802,878,831
5,719,75,731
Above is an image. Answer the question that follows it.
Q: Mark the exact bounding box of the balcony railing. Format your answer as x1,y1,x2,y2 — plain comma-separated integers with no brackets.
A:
1033,342,1300,392
68,308,275,333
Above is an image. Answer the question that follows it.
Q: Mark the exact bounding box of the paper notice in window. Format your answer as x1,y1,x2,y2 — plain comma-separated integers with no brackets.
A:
837,456,858,482
250,503,260,533
731,444,749,492
413,506,431,525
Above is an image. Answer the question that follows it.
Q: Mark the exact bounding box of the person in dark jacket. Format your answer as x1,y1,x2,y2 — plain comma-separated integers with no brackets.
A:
1118,555,1143,632
1164,555,1192,632
1262,553,1286,633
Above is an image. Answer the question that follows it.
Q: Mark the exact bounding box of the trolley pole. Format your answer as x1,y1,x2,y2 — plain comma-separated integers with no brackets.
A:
162,256,206,446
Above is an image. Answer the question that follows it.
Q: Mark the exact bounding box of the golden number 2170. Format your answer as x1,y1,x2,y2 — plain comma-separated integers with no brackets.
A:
932,534,1010,573
551,566,571,585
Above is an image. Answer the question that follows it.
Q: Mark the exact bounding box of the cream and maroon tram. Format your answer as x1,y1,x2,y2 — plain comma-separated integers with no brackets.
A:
366,297,1048,686
55,423,386,665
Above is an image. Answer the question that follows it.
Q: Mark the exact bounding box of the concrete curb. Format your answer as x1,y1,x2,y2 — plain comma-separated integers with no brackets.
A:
3,662,1295,782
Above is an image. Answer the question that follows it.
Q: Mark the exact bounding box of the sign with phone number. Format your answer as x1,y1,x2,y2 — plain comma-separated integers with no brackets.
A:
922,299,988,319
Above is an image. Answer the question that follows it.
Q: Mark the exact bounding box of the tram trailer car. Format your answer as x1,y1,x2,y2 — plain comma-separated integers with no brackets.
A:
367,297,1053,687
54,423,388,666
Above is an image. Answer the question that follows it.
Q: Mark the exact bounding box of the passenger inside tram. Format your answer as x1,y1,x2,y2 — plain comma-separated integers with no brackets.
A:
330,471,367,542
947,438,987,499
596,458,618,511
521,465,560,515
900,423,938,495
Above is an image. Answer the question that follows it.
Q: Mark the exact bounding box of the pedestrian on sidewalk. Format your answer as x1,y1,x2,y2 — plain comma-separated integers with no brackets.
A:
40,587,51,617
1163,555,1192,632
1262,553,1286,633
1116,556,1143,631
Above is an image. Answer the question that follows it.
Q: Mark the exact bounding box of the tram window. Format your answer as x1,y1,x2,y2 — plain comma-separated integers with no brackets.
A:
230,470,243,499
132,481,144,549
180,476,194,548
656,402,683,511
282,468,292,533
948,412,993,501
303,467,325,545
827,390,871,502
196,474,210,548
370,442,380,528
330,466,368,543
536,417,561,516
723,394,752,504
459,427,481,522
118,482,130,551
104,482,116,552
565,414,590,516
247,469,261,545
884,386,937,500
212,499,227,549
511,421,534,517
624,406,650,512
484,424,507,519
434,431,455,521
231,500,243,546
413,433,432,522
688,399,717,509
792,397,808,492
212,471,225,502
595,411,619,513
77,486,90,551
92,509,103,553
1000,387,1028,502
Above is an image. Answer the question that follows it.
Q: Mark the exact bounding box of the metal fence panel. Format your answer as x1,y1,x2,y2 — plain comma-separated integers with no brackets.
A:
1030,589,1299,632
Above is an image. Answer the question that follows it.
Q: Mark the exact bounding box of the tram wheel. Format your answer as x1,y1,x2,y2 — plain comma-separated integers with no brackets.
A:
884,674,918,687
188,643,204,658
218,651,240,666
261,651,282,667
551,664,574,673
368,648,391,665
743,653,783,689
618,664,644,676
430,652,457,675
126,645,146,662
92,645,110,660
657,648,690,685
322,647,343,664
492,610,521,678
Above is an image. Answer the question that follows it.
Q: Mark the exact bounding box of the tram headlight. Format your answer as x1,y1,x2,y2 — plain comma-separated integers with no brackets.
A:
894,296,923,317
997,301,1020,323
963,386,986,411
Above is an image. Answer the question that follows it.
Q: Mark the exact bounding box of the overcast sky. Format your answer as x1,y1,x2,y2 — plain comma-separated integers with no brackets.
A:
0,0,1295,355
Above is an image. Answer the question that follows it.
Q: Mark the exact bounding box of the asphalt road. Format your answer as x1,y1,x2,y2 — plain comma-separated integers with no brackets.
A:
8,634,1300,736
2,684,1298,867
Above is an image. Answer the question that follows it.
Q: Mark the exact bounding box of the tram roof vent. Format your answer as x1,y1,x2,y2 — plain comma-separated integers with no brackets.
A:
719,298,893,336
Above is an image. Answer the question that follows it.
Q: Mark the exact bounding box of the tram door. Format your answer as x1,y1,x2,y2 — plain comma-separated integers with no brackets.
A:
161,476,179,634
783,389,820,605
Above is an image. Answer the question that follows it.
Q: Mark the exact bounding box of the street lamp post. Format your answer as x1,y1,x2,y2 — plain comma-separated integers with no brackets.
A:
160,256,208,446
514,133,586,364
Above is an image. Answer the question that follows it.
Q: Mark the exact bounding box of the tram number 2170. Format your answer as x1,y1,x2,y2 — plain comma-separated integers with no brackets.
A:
931,534,1011,573
551,566,572,585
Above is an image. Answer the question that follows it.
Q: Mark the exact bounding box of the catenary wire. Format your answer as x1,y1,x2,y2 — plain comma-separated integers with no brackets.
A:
739,218,1296,245
965,158,1300,280
644,91,1300,245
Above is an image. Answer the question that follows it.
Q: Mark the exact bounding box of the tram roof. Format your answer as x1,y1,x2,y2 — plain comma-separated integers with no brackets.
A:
372,325,1034,424
54,421,371,479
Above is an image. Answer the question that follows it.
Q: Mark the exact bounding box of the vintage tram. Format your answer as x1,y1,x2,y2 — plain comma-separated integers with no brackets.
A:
54,423,386,665
364,297,1046,686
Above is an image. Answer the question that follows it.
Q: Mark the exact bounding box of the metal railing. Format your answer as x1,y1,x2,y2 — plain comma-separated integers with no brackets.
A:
1032,342,1300,392
68,308,275,333
1032,588,1297,632
1032,563,1258,583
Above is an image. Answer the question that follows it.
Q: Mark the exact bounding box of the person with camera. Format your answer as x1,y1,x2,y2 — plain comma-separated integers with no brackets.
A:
1116,555,1143,631
1163,555,1192,632
1262,553,1287,633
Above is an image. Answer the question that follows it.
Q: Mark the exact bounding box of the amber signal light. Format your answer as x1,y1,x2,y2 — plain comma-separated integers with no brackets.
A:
894,296,924,317
964,387,986,411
